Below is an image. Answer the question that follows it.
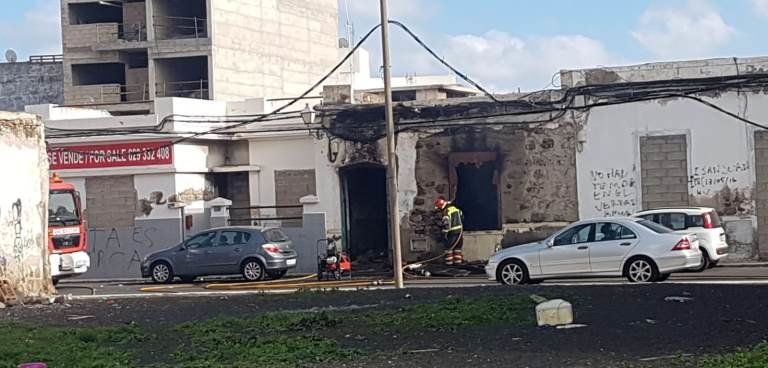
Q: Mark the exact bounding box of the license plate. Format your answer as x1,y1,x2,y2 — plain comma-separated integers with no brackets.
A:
286,259,296,266
52,227,80,236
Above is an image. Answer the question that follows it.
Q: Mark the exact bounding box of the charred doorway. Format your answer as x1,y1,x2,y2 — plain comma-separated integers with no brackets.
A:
340,165,389,265
450,153,501,231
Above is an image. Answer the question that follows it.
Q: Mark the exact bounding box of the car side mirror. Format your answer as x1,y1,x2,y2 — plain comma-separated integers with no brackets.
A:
178,244,186,251
546,239,554,247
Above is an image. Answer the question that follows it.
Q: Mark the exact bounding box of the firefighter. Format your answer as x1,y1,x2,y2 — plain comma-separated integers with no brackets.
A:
434,196,464,266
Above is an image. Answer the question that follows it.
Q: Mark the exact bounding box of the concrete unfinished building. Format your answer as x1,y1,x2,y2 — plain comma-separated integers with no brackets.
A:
61,0,339,114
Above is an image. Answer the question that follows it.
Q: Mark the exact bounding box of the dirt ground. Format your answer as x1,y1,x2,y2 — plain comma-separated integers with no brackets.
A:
4,284,768,368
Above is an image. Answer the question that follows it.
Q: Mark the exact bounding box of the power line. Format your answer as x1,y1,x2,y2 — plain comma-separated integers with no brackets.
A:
48,22,385,159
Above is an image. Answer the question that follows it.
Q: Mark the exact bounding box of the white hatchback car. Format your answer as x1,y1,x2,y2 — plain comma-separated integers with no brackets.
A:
632,207,728,271
486,217,702,285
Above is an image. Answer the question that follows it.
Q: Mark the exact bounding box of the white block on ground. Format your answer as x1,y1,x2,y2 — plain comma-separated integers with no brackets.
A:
536,299,573,326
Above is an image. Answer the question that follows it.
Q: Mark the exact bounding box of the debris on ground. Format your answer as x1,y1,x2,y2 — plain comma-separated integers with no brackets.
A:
556,324,588,329
536,299,573,327
638,353,693,361
664,296,694,303
66,315,95,321
645,319,658,325
406,349,440,354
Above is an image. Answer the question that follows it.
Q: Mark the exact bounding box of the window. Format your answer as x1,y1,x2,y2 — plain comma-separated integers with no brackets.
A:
185,232,217,249
553,224,593,246
619,226,638,239
687,212,722,228
595,223,637,242
49,191,79,223
263,229,289,243
217,231,251,246
638,220,673,234
658,213,687,230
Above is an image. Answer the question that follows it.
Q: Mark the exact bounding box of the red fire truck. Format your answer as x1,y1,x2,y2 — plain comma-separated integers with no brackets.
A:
48,173,90,285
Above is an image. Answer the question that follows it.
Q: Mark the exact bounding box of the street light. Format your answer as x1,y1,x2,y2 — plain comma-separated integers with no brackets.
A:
301,103,316,126
379,0,405,289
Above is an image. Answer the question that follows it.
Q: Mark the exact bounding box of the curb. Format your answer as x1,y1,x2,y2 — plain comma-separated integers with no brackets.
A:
718,262,768,268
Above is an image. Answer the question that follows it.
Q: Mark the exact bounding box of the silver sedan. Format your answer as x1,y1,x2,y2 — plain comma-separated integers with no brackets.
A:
486,217,702,285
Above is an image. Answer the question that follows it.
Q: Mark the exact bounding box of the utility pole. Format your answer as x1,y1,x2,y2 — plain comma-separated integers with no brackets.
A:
379,0,404,289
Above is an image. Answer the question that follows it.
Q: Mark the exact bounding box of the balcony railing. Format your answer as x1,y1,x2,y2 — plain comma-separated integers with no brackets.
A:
29,54,63,63
156,80,209,99
153,16,208,40
96,23,148,44
67,83,150,105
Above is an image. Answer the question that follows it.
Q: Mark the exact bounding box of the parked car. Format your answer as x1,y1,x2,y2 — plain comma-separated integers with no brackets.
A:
632,207,728,271
141,226,297,283
486,217,702,285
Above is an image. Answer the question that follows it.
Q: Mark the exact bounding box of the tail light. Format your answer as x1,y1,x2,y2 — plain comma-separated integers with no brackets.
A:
672,237,691,251
262,244,280,254
703,213,713,229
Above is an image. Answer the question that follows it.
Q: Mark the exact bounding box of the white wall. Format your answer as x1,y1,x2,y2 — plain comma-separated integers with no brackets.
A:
135,173,178,219
577,92,763,219
248,135,315,209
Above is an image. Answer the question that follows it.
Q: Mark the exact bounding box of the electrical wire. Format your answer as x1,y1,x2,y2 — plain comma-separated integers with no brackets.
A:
48,22,385,159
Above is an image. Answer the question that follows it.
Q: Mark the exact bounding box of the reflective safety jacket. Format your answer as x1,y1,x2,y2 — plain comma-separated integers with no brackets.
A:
442,204,464,233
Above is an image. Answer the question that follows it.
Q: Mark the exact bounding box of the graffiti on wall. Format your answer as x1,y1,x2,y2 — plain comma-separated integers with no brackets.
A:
3,199,34,264
689,162,751,196
87,226,159,277
591,168,637,216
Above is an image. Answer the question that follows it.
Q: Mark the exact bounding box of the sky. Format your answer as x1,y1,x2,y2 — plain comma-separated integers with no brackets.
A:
1,0,767,92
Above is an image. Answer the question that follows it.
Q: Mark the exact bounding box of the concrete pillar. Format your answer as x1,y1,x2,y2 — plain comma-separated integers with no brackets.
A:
206,197,232,228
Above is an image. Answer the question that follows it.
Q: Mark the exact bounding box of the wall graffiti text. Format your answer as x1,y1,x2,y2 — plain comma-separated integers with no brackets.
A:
689,162,750,196
590,168,637,216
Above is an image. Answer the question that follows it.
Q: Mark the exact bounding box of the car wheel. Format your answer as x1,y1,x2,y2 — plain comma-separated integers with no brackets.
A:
625,257,659,283
267,270,287,280
151,261,174,284
655,273,670,282
180,276,196,283
708,260,719,269
497,259,529,285
693,250,711,272
241,259,266,281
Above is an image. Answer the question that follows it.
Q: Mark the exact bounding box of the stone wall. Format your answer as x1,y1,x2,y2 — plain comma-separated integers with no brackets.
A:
0,62,63,112
754,131,768,260
0,112,54,301
406,124,579,258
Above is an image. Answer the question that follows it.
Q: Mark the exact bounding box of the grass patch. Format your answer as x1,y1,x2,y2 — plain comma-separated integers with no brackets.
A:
1,295,534,367
172,312,359,367
694,342,768,368
362,295,535,331
0,324,144,368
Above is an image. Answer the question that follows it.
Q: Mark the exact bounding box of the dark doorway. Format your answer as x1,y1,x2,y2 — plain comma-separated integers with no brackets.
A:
454,161,500,231
341,165,389,263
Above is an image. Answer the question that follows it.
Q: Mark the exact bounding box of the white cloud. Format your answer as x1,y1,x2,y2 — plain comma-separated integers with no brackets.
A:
0,0,61,60
753,0,768,16
398,31,620,92
631,0,735,59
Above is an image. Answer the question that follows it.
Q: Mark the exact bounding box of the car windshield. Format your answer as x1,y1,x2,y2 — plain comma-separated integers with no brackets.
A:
638,219,673,234
263,228,289,242
49,191,80,225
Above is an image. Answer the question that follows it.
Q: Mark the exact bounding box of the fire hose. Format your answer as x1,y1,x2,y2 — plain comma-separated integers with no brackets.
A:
401,229,464,278
139,274,390,292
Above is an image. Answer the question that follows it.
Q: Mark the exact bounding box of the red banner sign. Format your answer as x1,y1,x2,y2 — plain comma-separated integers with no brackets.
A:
48,141,173,170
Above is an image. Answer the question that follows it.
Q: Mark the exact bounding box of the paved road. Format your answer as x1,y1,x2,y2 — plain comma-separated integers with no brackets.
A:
55,265,768,299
